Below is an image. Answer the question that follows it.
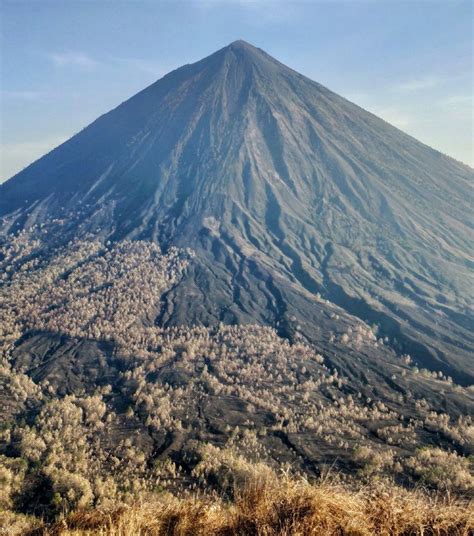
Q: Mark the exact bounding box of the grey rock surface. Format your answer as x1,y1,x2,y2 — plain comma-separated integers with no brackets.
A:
1,40,473,384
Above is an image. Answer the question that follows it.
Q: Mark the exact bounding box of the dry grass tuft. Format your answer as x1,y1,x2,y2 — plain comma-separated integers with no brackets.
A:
11,475,472,536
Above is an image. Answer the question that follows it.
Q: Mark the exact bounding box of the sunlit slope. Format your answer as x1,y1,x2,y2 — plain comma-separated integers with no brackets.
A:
1,40,472,382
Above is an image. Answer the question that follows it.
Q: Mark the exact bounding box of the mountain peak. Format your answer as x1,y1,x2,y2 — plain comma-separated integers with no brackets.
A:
228,39,255,48
227,39,256,50
1,40,472,386
219,39,267,62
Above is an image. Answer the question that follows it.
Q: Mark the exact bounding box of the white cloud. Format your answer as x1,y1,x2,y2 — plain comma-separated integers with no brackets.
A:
111,57,170,78
0,136,68,183
341,92,370,106
368,106,413,130
1,90,49,101
197,0,298,23
438,94,472,108
392,76,441,93
48,52,98,68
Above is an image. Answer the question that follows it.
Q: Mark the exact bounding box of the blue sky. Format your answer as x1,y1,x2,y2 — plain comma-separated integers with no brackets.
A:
1,0,472,181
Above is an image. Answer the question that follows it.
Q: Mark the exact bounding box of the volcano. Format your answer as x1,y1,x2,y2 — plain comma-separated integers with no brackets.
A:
1,40,473,386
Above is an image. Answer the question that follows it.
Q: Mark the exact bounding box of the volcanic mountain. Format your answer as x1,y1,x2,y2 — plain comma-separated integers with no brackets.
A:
1,39,473,391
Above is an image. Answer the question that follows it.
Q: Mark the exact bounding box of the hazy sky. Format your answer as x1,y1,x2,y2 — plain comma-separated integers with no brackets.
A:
1,0,472,182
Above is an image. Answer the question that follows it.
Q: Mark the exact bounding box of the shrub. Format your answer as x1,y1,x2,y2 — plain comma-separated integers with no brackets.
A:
406,448,474,492
353,445,395,476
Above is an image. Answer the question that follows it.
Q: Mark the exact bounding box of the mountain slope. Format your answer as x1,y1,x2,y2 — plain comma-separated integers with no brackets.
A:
1,40,473,385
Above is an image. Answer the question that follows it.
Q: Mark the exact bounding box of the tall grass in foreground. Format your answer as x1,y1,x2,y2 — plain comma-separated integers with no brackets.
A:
5,475,472,536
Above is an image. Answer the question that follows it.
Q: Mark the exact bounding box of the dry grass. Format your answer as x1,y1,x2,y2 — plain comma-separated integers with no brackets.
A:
10,476,472,536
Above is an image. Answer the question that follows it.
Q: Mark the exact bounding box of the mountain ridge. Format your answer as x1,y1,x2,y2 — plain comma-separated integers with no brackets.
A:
1,40,473,387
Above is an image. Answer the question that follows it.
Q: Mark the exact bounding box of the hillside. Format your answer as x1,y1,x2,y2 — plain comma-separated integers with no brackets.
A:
0,41,472,530
0,232,472,524
1,41,473,384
